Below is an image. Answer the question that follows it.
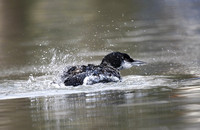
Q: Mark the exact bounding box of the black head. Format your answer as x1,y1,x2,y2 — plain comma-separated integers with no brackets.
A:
100,52,145,70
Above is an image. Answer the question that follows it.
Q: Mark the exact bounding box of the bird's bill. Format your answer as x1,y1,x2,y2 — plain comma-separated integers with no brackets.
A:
131,60,146,66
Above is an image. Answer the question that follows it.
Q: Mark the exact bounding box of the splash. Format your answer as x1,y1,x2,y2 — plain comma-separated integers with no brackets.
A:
0,49,199,100
0,74,181,100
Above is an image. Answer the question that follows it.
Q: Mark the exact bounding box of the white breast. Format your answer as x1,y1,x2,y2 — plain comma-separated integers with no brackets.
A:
83,74,120,85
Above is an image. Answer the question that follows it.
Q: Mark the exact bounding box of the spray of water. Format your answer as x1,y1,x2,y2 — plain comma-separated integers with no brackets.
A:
0,48,199,100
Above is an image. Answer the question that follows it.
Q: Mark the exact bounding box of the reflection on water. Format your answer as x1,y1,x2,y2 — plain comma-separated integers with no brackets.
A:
1,87,200,130
0,0,200,129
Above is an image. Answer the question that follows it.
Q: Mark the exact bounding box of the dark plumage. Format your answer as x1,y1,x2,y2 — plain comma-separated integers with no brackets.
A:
61,52,145,86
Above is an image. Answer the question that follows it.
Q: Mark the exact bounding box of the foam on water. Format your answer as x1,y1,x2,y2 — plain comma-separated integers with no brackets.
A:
0,49,199,100
1,72,196,100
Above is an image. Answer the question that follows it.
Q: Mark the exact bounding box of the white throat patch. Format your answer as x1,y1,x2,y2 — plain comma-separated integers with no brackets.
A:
120,61,132,70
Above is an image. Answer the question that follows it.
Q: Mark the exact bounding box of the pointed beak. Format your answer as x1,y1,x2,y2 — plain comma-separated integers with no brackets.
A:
131,60,146,66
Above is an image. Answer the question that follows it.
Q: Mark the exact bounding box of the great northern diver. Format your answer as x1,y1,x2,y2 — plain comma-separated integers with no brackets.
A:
61,52,145,86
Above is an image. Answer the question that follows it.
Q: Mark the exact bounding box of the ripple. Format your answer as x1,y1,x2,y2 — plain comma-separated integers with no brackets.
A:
0,74,177,100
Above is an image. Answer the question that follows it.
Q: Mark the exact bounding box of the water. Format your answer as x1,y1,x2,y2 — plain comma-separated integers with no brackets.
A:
0,0,200,129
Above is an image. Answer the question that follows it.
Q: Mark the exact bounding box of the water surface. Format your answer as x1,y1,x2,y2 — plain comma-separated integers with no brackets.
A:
0,0,200,129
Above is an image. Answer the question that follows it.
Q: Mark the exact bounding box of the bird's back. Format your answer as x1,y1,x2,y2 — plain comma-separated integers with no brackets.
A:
61,64,121,86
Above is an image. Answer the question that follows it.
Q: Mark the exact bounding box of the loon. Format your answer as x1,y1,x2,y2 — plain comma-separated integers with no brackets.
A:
61,52,145,86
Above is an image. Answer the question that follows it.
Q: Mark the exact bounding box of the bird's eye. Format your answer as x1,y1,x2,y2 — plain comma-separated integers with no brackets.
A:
125,57,134,62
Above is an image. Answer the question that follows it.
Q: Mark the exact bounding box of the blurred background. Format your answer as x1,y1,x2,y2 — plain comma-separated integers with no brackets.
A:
0,0,199,76
0,0,200,130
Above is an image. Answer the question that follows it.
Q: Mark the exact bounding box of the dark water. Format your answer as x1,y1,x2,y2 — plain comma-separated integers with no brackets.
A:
0,0,200,129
